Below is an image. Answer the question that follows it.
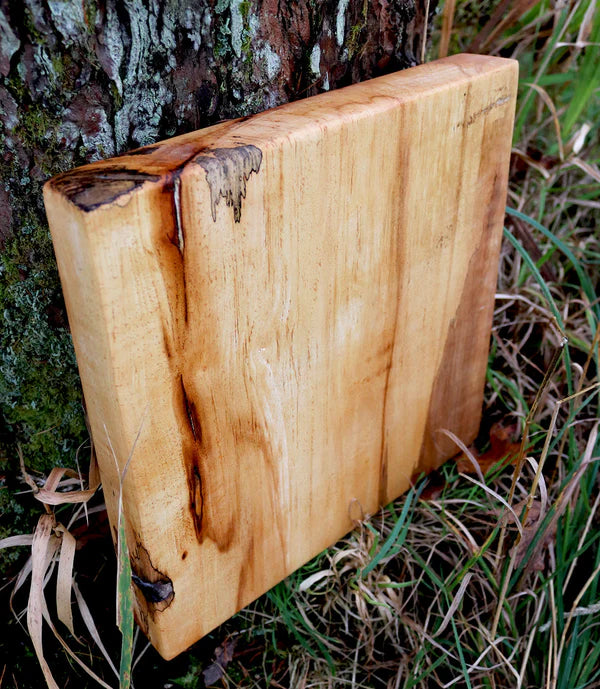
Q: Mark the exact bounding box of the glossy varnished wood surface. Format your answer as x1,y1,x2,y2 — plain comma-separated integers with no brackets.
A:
44,54,517,659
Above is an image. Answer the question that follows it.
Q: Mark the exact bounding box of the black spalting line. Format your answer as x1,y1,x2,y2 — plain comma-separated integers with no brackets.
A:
190,465,204,539
50,167,160,212
130,543,174,611
180,374,201,443
194,145,262,223
180,375,204,541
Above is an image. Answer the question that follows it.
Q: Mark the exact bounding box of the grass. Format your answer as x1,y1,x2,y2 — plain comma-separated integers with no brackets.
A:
2,0,600,686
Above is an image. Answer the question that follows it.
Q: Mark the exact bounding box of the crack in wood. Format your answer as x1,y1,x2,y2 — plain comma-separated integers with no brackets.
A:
173,175,184,253
180,375,204,541
161,173,189,323
180,375,201,444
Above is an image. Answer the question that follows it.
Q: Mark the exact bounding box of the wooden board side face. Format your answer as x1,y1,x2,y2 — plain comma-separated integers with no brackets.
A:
43,55,518,659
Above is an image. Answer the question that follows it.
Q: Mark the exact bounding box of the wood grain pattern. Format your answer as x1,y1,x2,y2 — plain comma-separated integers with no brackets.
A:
43,54,517,660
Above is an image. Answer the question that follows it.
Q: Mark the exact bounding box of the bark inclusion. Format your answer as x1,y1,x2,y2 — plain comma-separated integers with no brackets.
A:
131,544,175,612
194,145,263,222
49,167,160,212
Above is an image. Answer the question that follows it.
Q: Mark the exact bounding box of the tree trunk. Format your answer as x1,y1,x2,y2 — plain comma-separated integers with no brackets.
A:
0,0,434,531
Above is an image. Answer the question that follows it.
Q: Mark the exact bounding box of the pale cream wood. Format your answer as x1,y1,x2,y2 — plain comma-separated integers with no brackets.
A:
44,53,517,659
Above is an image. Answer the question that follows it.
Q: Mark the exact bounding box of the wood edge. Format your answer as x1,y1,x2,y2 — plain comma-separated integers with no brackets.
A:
44,182,166,646
42,183,146,545
43,54,519,217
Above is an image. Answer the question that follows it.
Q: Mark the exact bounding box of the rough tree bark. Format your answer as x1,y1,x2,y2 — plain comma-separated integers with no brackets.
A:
0,0,435,544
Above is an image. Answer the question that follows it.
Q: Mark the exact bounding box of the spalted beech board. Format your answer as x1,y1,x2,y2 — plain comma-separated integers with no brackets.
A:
44,54,517,659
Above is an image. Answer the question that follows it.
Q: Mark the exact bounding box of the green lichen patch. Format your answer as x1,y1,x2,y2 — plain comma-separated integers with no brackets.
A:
0,222,87,476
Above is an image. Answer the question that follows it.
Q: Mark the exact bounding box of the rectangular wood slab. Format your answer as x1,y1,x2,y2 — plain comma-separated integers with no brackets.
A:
44,54,517,659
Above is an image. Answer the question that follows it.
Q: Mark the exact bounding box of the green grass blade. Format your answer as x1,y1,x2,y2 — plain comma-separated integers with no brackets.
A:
487,368,530,414
267,583,336,669
503,226,564,329
562,8,600,136
506,207,599,323
406,649,448,689
513,3,572,141
451,612,472,689
574,635,600,688
117,511,134,689
558,617,581,689
504,223,575,458
361,482,422,577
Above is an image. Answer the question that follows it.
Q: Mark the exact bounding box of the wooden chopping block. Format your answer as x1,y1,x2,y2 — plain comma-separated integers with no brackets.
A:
43,54,517,659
